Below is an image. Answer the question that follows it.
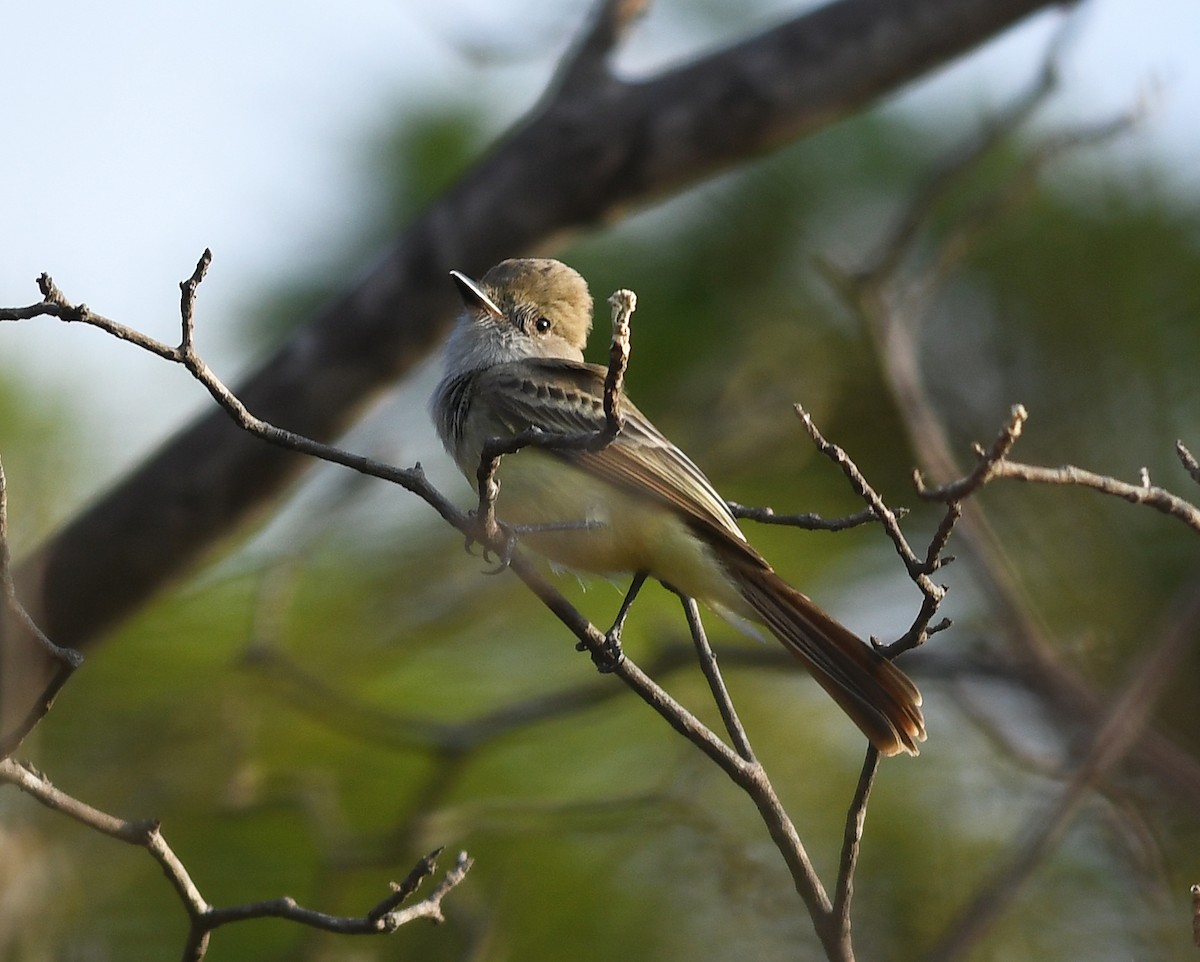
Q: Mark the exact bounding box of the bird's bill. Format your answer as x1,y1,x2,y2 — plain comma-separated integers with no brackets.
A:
450,270,504,319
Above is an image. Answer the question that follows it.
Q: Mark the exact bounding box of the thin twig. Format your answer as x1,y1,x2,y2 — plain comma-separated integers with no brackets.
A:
916,405,1200,536
1176,441,1200,486
0,757,472,960
795,405,934,586
367,846,445,921
912,404,1028,503
679,595,755,763
793,403,951,654
986,459,1200,534
832,747,880,939
727,502,893,531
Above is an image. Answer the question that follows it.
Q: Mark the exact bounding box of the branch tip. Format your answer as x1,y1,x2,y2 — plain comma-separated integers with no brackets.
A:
557,0,648,90
1176,441,1200,485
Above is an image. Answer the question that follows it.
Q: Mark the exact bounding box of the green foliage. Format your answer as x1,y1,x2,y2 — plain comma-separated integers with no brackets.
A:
6,80,1200,962
0,370,78,549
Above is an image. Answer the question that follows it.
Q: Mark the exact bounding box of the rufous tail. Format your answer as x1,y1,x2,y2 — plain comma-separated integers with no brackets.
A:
733,561,925,756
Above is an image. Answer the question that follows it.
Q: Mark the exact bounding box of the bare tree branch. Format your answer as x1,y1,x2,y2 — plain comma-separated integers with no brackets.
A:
679,595,755,763
6,253,952,960
918,414,1200,534
820,53,1200,808
0,756,472,960
977,458,1200,534
911,404,1029,502
727,502,894,531
832,748,880,941
793,403,957,655
2,0,1058,742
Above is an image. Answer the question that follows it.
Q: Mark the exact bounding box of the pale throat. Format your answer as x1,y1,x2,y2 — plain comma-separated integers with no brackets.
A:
440,317,533,378
444,314,580,377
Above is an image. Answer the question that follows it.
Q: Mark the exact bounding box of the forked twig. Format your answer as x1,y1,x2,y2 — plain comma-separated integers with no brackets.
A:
13,256,852,954
0,756,472,961
793,403,957,654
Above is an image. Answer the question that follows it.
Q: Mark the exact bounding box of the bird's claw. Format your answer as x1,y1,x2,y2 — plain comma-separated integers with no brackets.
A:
463,513,518,574
480,531,518,574
578,629,624,673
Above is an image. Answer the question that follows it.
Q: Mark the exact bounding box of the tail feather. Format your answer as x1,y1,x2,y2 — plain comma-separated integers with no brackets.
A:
734,562,925,756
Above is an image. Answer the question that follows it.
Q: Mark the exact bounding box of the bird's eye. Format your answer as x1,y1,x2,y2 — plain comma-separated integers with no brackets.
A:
534,316,552,334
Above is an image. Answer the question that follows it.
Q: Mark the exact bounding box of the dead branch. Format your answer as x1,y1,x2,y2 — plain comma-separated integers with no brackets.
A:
812,32,1200,960
727,502,894,531
0,756,472,961
793,403,957,655
831,748,880,947
3,0,1059,748
820,42,1200,810
937,456,1200,535
5,255,864,957
678,595,755,763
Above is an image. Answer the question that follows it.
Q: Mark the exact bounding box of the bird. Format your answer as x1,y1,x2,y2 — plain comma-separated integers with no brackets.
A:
430,257,925,756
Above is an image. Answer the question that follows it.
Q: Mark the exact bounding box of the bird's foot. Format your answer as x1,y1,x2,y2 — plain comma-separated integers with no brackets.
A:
578,630,624,673
464,512,518,573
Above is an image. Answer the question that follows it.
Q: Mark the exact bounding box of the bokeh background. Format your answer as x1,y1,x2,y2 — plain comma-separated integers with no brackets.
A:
2,1,1199,959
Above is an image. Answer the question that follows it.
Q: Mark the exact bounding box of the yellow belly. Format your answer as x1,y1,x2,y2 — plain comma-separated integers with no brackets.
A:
490,449,750,618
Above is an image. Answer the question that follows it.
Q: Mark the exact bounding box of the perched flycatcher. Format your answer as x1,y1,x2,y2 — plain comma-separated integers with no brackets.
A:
431,258,925,756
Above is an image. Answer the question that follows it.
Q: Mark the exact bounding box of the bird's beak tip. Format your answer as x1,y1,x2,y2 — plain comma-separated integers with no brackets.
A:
450,269,503,318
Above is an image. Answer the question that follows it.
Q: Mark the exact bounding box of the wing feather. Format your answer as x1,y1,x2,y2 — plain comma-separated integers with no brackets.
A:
473,360,754,551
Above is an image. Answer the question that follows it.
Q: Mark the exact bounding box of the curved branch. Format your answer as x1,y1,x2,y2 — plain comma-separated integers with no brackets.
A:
0,757,472,961
6,0,1055,710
